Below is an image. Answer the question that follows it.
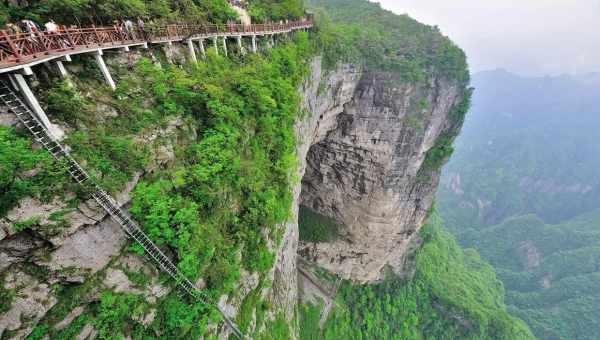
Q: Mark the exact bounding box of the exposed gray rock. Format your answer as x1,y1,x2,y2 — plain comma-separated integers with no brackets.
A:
102,254,171,303
162,44,188,65
133,308,156,326
76,323,97,340
43,217,127,277
5,197,67,231
265,58,363,335
295,59,465,283
0,231,47,272
103,268,141,293
0,270,57,339
0,106,18,126
54,306,85,331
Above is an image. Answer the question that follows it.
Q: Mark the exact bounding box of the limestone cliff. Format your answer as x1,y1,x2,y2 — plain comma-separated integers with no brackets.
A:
295,58,467,283
0,45,467,340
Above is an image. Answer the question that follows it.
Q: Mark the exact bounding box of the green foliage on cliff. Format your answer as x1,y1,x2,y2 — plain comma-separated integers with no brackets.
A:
418,87,472,177
298,205,341,242
113,33,310,336
1,0,237,26
0,126,73,216
307,0,469,85
128,33,310,296
301,212,534,340
247,0,305,22
0,284,15,314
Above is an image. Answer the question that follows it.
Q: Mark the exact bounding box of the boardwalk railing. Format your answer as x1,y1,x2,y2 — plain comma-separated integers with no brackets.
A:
0,20,312,67
0,78,246,339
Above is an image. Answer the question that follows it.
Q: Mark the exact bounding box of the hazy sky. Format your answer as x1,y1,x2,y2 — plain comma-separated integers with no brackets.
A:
376,0,600,76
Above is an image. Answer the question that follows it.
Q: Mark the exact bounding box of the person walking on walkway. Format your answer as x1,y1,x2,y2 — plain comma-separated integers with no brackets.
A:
5,22,21,35
45,19,58,33
124,18,134,39
21,19,40,35
137,17,146,40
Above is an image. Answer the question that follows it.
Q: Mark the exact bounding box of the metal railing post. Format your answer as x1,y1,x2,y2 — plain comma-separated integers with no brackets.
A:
1,31,22,62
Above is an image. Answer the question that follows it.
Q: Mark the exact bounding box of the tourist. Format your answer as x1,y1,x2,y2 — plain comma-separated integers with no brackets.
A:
45,19,59,33
124,18,134,39
20,19,40,35
137,17,146,39
113,20,124,39
5,22,21,35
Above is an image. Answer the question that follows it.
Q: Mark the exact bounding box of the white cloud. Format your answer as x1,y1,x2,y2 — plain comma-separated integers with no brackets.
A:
374,0,600,75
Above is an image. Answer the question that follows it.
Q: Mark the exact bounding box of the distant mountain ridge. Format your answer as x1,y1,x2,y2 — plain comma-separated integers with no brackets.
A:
440,69,600,227
438,69,600,339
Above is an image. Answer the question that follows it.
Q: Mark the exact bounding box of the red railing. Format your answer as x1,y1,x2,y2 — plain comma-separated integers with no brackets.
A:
0,20,312,67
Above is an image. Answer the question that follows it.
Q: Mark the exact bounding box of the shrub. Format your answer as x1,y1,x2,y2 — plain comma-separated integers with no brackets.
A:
298,205,341,242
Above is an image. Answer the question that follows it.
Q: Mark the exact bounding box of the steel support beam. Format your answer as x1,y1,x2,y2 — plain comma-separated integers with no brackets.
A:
11,74,64,139
199,39,206,59
236,36,243,55
55,60,68,78
93,50,116,91
187,39,197,63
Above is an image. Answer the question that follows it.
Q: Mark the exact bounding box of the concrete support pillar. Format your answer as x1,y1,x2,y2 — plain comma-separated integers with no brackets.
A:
222,37,228,57
270,34,275,47
123,45,130,52
187,39,197,63
55,60,68,78
251,35,257,53
213,37,219,55
22,66,33,76
199,39,206,59
236,36,243,54
11,74,64,139
93,50,116,91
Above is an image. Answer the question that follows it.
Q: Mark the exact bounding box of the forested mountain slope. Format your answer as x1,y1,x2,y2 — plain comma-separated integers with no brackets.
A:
439,70,600,228
439,69,600,339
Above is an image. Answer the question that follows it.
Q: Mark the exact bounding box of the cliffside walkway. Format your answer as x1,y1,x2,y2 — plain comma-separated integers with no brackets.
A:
0,79,246,339
0,20,312,74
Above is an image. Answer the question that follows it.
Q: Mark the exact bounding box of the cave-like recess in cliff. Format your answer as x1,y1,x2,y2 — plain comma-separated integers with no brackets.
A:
298,121,353,244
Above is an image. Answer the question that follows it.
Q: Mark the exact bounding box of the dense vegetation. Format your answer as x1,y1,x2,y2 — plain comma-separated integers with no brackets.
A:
300,212,534,340
298,205,341,242
247,0,305,22
1,0,236,26
0,126,74,217
125,35,312,299
438,70,600,339
458,211,600,340
307,0,469,85
0,0,305,27
0,1,532,339
1,32,311,339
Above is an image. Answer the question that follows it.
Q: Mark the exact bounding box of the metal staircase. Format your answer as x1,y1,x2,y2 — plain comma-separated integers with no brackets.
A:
0,78,245,339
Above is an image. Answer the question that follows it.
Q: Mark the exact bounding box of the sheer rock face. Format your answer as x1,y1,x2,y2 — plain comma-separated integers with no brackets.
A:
294,58,464,283
270,58,362,328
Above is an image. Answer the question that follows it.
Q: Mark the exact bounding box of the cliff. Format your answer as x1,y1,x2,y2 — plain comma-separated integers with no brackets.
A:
296,59,465,283
0,1,482,339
